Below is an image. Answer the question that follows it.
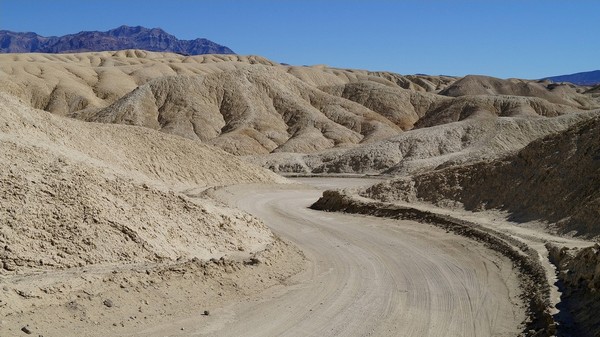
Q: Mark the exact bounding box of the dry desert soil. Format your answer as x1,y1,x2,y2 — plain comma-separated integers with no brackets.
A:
1,51,599,337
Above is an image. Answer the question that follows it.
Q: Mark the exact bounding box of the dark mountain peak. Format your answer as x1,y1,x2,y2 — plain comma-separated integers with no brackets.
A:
543,70,600,86
0,26,234,55
107,25,164,37
108,25,146,36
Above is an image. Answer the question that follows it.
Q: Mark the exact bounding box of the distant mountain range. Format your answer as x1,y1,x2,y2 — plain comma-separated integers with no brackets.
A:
544,70,600,86
0,25,234,55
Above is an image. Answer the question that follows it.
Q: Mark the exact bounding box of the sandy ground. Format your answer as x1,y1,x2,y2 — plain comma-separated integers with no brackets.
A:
168,177,524,337
0,232,305,337
1,178,527,336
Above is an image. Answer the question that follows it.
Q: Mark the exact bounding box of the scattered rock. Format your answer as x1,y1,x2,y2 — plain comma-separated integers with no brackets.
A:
203,310,210,316
244,257,261,266
3,260,16,271
16,289,38,299
21,326,32,334
103,299,114,308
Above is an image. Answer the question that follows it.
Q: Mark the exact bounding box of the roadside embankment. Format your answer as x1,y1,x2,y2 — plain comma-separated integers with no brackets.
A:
547,243,600,336
311,189,556,336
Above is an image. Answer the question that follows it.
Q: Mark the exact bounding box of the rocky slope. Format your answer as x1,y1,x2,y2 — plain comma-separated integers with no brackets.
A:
92,67,598,157
0,92,286,275
0,25,234,54
439,75,597,108
90,66,402,155
363,115,600,238
547,244,600,336
0,51,277,117
247,112,596,175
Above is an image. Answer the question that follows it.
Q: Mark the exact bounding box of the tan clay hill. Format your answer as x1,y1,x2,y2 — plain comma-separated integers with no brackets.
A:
88,67,599,157
362,115,600,238
89,66,402,155
587,84,600,95
439,75,597,108
247,111,597,175
0,50,445,117
3,50,598,161
0,92,286,274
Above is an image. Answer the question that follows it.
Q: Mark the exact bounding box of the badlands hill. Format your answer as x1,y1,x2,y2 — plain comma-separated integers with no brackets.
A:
91,70,599,157
439,75,596,108
1,50,599,173
587,84,600,95
0,25,234,55
90,66,402,155
0,51,278,115
248,112,596,175
363,115,600,238
0,92,285,274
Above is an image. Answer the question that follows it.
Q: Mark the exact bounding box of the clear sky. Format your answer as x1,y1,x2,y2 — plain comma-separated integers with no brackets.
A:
1,0,598,79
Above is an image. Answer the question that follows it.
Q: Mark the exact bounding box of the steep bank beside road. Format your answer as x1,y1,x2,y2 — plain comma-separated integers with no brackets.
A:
548,244,600,336
362,115,600,239
311,189,555,336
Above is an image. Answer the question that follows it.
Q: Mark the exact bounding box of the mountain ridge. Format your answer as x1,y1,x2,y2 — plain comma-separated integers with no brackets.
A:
543,70,600,86
0,25,234,55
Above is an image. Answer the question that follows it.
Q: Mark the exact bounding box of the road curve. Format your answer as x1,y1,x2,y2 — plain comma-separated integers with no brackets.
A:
200,178,523,336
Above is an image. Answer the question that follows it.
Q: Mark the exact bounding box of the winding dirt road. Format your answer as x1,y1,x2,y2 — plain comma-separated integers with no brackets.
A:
149,178,524,336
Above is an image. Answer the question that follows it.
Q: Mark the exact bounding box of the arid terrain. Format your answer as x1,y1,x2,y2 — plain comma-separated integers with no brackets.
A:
1,50,599,336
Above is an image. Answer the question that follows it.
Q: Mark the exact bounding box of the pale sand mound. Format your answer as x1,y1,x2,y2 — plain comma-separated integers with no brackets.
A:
363,115,600,238
0,92,284,190
0,92,286,274
366,72,457,92
3,50,598,188
0,51,278,116
3,51,598,164
587,84,600,95
247,112,597,175
413,94,590,128
0,50,455,120
90,65,401,155
440,75,599,109
319,82,442,130
0,96,304,337
282,65,457,92
0,142,273,271
90,67,592,158
320,81,590,131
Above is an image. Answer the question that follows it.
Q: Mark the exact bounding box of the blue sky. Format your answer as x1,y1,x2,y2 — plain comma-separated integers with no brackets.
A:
1,0,598,79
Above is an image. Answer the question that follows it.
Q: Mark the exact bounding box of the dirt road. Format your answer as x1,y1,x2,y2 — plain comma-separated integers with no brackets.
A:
141,178,524,336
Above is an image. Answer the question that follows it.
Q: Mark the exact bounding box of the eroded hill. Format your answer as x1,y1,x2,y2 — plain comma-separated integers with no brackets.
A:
363,116,600,238
1,50,599,172
0,92,286,274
